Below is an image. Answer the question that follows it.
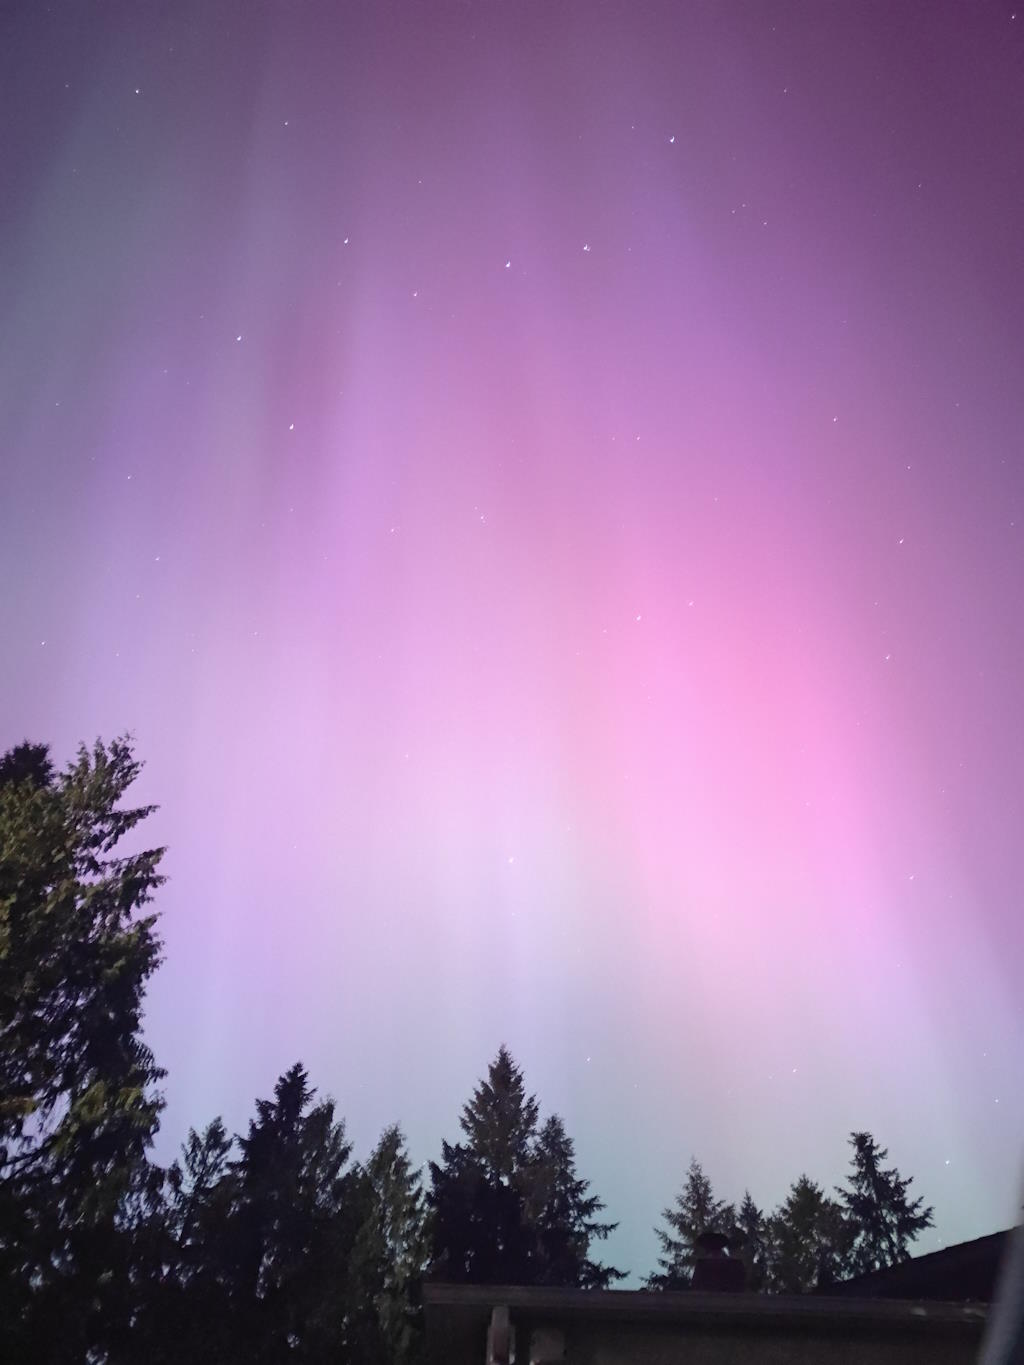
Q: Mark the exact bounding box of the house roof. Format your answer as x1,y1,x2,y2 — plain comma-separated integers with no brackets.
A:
423,1282,987,1340
829,1230,1012,1302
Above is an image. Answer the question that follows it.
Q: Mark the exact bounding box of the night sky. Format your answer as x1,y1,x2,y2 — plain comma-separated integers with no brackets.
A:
2,0,1023,1281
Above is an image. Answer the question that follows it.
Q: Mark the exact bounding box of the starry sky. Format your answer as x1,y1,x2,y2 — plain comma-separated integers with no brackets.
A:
2,0,1023,1281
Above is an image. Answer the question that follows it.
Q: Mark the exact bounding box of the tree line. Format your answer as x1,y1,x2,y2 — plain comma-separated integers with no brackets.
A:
0,738,934,1363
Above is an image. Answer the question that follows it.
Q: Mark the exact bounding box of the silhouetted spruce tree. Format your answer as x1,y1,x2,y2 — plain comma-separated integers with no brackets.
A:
768,1175,853,1293
428,1047,540,1284
460,1044,540,1181
526,1115,625,1288
734,1190,771,1292
347,1124,429,1365
647,1158,736,1289
224,1063,364,1363
428,1047,622,1287
0,739,166,1364
167,1118,236,1286
836,1131,934,1276
139,1119,239,1364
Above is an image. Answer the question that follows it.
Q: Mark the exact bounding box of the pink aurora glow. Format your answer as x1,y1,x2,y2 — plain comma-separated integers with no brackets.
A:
2,0,1022,1278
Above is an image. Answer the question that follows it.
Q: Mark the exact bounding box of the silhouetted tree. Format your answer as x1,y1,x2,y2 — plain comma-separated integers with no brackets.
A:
836,1131,934,1276
167,1118,236,1284
348,1124,429,1365
428,1047,622,1288
526,1115,625,1288
733,1189,772,1292
460,1044,540,1181
428,1047,540,1284
647,1158,736,1289
0,740,54,789
226,1063,364,1362
0,738,165,1363
768,1175,853,1292
140,1119,239,1363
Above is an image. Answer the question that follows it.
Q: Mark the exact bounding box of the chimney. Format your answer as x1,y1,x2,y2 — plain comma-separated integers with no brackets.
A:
690,1230,747,1292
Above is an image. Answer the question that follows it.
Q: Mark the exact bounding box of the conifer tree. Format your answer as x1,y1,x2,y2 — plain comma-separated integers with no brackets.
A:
168,1119,236,1277
734,1189,772,1292
836,1131,934,1275
0,738,166,1363
142,1119,239,1363
460,1045,540,1181
647,1158,736,1289
768,1175,853,1292
350,1124,429,1365
526,1115,625,1289
429,1047,622,1288
226,1064,363,1363
428,1047,539,1284
427,1136,496,1282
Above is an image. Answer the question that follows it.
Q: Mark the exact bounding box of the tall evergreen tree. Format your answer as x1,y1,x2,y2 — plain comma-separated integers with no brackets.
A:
768,1175,853,1293
348,1124,429,1365
428,1046,540,1284
139,1119,239,1363
836,1131,934,1276
526,1115,625,1289
0,738,166,1363
647,1158,736,1289
428,1047,622,1288
226,1063,362,1362
167,1118,236,1288
734,1189,771,1292
460,1045,540,1182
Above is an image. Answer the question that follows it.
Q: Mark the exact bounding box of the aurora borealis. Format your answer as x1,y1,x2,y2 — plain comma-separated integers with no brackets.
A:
2,0,1022,1279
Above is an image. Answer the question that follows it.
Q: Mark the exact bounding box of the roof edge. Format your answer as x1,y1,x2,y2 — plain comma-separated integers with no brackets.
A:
423,1282,988,1329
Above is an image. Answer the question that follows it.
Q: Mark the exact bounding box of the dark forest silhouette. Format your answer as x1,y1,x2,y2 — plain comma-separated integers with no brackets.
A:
1,738,935,1363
